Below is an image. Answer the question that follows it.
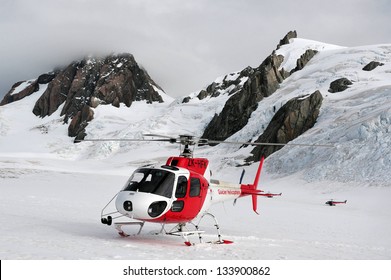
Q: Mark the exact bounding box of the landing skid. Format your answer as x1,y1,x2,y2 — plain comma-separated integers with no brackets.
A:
107,212,233,246
165,213,233,246
163,223,204,246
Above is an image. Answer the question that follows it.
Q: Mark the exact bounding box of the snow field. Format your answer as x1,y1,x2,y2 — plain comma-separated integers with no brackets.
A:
1,38,391,259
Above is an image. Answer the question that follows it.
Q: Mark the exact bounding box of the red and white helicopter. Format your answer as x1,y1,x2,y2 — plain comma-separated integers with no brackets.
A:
325,199,347,206
82,134,319,246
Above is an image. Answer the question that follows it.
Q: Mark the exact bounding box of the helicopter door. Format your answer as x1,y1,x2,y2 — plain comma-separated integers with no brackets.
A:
185,176,206,217
171,176,187,212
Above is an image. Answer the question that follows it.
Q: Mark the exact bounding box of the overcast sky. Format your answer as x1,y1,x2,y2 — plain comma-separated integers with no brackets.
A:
1,0,390,99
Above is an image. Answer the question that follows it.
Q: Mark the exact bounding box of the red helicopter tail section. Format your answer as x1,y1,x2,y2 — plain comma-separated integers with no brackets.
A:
240,156,282,214
240,156,265,214
251,156,264,214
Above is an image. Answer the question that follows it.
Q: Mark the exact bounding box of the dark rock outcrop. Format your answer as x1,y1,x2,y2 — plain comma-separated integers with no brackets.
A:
362,61,384,71
201,31,319,143
290,49,318,73
33,63,78,117
195,69,250,101
201,53,285,142
277,30,297,49
0,80,39,106
246,90,323,162
33,54,163,121
182,96,191,103
1,53,165,140
68,104,94,141
328,78,353,93
1,72,58,107
37,73,56,84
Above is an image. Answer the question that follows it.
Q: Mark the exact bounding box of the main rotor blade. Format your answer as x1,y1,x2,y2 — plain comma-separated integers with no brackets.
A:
143,133,175,139
76,135,334,148
142,134,177,143
76,138,173,143
204,139,334,148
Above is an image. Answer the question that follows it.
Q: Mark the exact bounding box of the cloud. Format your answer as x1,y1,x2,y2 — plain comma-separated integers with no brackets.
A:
1,0,390,99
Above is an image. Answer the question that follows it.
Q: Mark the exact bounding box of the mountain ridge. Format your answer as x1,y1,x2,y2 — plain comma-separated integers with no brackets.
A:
1,53,170,140
1,32,390,185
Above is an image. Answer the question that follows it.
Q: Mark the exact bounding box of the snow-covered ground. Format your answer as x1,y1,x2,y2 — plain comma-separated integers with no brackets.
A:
1,38,391,259
1,159,391,260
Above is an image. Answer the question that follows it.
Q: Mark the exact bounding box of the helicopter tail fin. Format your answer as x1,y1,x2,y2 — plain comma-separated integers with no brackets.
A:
240,156,265,214
240,156,281,213
252,156,264,191
251,156,264,214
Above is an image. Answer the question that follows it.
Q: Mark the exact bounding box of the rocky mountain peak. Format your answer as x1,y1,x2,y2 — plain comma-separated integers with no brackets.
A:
276,30,297,49
32,53,164,119
200,30,319,143
1,53,166,140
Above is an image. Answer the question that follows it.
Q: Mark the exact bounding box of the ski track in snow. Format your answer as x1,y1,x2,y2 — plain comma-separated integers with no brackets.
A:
1,39,391,259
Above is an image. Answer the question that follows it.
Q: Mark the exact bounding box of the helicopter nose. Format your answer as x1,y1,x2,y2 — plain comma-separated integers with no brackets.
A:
116,191,170,220
121,199,167,217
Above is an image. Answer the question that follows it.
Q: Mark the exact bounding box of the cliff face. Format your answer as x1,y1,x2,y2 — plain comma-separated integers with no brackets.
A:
1,53,165,140
0,31,328,152
200,30,318,143
246,90,323,162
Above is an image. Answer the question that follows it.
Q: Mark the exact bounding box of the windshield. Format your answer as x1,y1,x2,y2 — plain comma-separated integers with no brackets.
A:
123,168,175,198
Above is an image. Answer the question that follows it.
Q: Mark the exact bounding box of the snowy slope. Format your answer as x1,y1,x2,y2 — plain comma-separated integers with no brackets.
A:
267,43,391,185
1,38,391,259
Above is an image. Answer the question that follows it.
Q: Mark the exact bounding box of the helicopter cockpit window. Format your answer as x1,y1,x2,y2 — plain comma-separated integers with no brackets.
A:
123,169,175,198
175,176,188,198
